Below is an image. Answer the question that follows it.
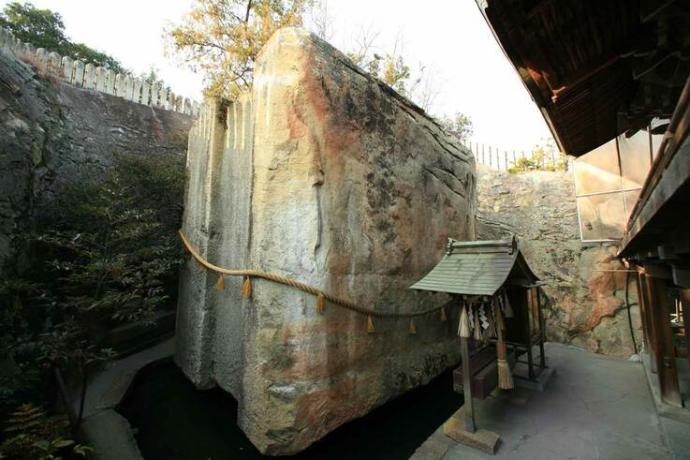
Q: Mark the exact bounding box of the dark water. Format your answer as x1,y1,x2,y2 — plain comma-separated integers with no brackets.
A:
119,359,463,460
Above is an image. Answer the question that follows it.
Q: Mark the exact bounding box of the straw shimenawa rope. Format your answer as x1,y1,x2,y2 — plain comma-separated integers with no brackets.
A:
179,230,446,319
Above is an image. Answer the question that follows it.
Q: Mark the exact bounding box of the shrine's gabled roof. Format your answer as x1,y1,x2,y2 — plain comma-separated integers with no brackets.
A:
409,236,538,296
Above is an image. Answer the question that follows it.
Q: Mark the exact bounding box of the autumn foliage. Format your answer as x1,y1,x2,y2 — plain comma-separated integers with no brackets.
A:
169,0,310,99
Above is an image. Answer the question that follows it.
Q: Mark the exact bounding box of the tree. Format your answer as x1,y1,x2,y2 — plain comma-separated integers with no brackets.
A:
0,2,124,72
407,63,442,112
0,154,184,422
345,30,413,95
439,112,474,144
140,66,160,85
308,0,333,41
69,42,122,72
0,1,67,51
169,0,310,99
507,137,567,173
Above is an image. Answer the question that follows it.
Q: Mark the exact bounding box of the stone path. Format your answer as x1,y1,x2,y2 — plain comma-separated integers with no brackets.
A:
411,343,690,460
73,338,174,460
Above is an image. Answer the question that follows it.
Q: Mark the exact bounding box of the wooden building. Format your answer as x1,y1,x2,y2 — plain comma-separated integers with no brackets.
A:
477,0,690,409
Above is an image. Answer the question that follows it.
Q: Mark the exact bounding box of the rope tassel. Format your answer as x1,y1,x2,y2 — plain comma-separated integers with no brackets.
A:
458,305,470,338
367,315,376,334
216,274,225,291
241,275,252,298
316,293,326,314
474,325,482,341
409,319,417,335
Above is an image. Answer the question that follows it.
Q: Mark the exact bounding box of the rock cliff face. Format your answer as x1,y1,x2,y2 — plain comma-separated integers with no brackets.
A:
175,28,476,455
0,48,192,276
477,167,642,357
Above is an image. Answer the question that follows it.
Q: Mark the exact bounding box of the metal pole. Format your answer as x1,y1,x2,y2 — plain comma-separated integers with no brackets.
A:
460,337,476,432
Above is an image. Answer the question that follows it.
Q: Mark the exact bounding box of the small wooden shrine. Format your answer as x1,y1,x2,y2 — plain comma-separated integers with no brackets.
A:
410,236,550,454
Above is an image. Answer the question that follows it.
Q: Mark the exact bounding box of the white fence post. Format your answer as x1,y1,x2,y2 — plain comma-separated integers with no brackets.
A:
123,75,133,100
131,77,142,103
158,86,168,110
84,63,96,89
72,60,85,87
150,82,160,107
104,69,115,95
61,56,73,83
47,51,61,74
95,66,105,92
140,81,151,105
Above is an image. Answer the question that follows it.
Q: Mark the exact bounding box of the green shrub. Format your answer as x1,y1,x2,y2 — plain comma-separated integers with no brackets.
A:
0,403,90,459
507,151,568,173
0,153,184,420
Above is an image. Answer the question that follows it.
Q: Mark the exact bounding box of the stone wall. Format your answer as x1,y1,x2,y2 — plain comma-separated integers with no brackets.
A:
0,27,199,116
0,47,193,276
175,28,476,455
476,167,642,357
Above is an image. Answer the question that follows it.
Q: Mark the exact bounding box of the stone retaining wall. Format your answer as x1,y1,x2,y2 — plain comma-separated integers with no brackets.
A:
0,47,193,276
476,167,642,357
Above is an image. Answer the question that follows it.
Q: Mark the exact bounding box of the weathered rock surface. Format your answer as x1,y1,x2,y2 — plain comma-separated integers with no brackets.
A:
176,28,476,455
477,167,642,357
0,48,192,276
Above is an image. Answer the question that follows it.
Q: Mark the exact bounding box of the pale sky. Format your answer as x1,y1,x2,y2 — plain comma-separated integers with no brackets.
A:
2,0,553,152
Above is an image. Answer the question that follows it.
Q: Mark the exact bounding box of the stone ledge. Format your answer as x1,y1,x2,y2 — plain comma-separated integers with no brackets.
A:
442,406,500,455
80,410,144,460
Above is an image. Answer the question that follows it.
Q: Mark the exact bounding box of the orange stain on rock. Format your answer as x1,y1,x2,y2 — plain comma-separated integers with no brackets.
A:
582,271,624,331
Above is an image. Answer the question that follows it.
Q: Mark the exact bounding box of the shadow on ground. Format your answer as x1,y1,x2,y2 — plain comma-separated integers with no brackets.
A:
119,359,463,460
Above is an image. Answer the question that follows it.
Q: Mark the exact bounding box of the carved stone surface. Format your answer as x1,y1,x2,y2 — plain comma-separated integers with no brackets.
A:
176,27,476,455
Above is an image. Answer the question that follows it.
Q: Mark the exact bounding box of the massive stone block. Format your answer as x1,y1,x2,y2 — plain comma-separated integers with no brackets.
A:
175,28,476,455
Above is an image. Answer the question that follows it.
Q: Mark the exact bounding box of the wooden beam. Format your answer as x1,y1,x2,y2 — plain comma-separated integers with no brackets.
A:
636,271,652,354
525,289,535,380
460,337,476,432
641,272,659,373
646,273,683,407
536,288,546,369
